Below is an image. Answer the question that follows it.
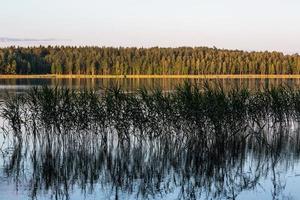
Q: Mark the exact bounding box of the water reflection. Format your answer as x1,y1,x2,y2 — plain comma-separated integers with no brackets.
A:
1,123,300,199
1,78,300,92
1,85,300,199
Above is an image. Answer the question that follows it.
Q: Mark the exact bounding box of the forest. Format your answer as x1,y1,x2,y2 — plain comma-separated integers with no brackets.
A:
0,46,300,75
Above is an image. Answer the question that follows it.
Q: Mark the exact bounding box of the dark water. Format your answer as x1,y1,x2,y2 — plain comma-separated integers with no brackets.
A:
1,78,300,91
1,78,300,200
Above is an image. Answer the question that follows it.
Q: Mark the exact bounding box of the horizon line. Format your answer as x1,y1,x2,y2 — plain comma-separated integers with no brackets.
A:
0,44,298,55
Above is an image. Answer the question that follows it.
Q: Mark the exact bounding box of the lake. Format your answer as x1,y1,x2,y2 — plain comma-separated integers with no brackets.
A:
1,78,300,91
1,78,300,200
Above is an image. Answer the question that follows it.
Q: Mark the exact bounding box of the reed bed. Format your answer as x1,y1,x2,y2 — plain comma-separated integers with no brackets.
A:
1,83,300,200
1,82,300,143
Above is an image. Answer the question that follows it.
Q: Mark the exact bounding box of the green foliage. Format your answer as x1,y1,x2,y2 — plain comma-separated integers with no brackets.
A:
0,46,299,75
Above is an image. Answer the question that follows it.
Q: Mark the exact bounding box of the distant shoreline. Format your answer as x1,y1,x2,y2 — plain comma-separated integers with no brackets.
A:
2,74,300,79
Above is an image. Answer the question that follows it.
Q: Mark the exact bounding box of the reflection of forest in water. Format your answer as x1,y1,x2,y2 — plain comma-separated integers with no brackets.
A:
2,78,300,91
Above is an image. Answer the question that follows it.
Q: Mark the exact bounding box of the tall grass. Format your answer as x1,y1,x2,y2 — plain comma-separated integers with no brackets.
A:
1,82,300,143
1,83,300,200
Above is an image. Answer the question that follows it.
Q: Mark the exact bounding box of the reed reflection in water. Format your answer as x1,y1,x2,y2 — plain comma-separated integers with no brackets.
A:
1,83,300,200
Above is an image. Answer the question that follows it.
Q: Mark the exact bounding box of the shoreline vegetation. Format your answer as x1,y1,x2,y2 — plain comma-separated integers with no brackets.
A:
2,83,299,199
3,83,298,136
2,83,299,144
3,74,300,79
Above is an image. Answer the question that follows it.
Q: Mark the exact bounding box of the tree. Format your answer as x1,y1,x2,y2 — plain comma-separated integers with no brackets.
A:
27,62,31,74
51,63,56,74
9,60,17,74
74,58,81,75
0,46,300,75
65,58,73,74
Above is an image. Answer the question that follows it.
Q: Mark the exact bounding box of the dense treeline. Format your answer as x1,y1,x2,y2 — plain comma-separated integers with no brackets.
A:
1,46,300,75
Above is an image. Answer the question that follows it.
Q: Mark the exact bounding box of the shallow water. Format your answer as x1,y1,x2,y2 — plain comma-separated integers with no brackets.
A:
1,78,300,200
1,126,300,200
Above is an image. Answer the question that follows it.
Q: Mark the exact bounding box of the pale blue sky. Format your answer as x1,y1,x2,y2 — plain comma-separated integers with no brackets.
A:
0,0,300,53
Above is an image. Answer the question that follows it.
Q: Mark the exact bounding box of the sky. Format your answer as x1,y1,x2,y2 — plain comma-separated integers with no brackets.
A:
0,0,300,53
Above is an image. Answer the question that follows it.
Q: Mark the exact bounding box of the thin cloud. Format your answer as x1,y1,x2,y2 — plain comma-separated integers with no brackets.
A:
0,37,70,42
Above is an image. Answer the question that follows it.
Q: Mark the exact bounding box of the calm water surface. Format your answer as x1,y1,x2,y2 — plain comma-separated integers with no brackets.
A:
0,78,300,200
1,78,300,91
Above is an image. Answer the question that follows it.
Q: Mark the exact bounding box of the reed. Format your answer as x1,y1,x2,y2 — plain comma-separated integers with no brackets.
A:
1,82,300,144
2,83,300,200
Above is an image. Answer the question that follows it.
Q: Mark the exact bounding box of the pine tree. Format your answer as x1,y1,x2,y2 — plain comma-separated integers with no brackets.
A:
51,63,56,74
27,62,31,74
